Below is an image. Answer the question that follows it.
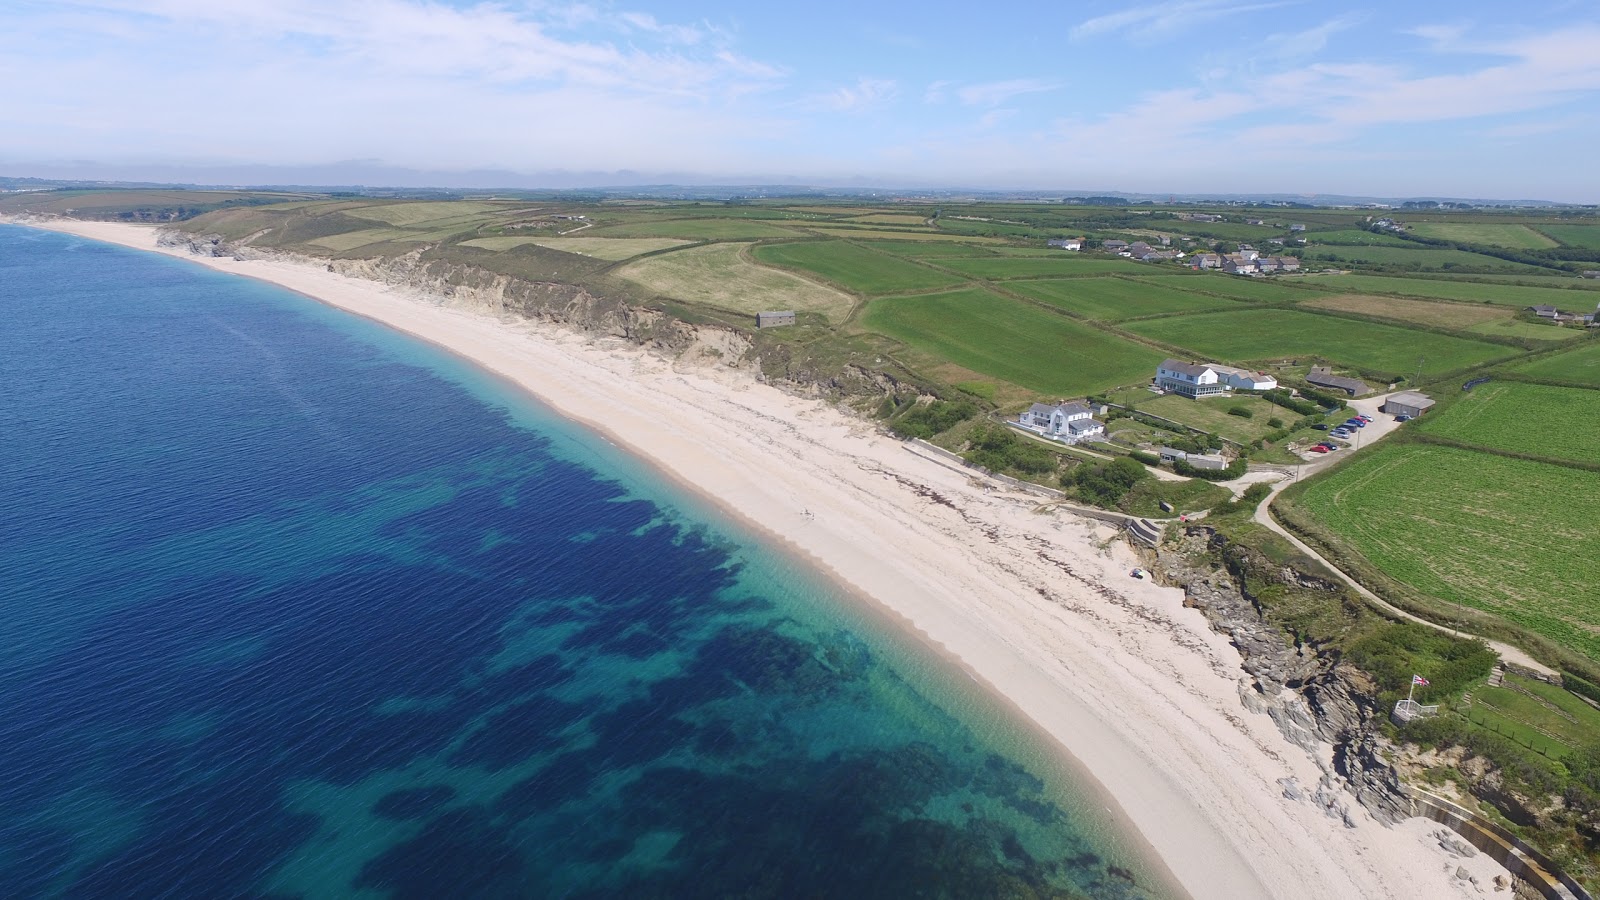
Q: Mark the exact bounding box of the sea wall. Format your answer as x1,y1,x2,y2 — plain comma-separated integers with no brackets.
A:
1406,788,1593,900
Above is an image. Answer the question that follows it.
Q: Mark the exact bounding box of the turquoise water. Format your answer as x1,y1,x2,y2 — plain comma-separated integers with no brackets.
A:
0,225,1172,898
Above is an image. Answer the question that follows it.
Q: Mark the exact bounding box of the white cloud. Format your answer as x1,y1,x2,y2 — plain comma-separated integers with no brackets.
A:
806,78,899,112
955,78,1059,107
1071,0,1298,42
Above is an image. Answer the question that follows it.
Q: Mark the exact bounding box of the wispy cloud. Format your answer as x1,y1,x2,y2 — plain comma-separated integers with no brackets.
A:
1071,0,1298,42
956,78,1059,107
806,78,899,112
1261,13,1364,60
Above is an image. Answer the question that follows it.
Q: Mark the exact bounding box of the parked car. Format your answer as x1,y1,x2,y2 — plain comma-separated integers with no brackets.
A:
1312,423,1328,430
1357,415,1373,422
1308,446,1329,453
1325,444,1341,451
1395,414,1412,422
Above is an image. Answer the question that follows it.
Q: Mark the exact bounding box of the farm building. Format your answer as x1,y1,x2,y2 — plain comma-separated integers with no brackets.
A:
1187,453,1229,471
1047,237,1083,250
1582,270,1600,279
1158,447,1188,463
1102,239,1129,252
1210,364,1278,391
1307,366,1371,397
1019,401,1106,445
1156,359,1228,398
1381,391,1436,418
755,311,796,329
1289,223,1307,232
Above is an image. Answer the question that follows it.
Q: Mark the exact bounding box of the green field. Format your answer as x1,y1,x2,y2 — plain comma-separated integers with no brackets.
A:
345,201,509,227
589,218,802,239
1124,308,1513,377
859,240,1000,257
1512,341,1600,386
1407,222,1558,249
614,242,854,320
1132,393,1285,443
934,256,1146,280
1308,229,1419,246
752,241,963,295
1420,383,1600,466
460,236,689,260
1297,445,1600,662
1304,245,1547,272
1130,275,1325,303
1533,224,1600,250
1008,277,1237,321
804,225,1008,243
861,288,1164,395
1308,274,1600,308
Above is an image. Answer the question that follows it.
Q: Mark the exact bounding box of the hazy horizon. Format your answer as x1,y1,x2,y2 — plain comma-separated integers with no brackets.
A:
5,1,1598,202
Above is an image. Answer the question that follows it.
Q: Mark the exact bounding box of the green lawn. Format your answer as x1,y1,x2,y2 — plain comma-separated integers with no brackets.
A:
1130,274,1326,303
860,288,1164,395
1305,274,1600,309
752,241,963,295
934,256,1147,280
1008,277,1238,321
1303,245,1548,272
1297,444,1600,662
588,218,803,239
1420,382,1600,466
859,240,999,258
1132,393,1284,443
1123,308,1514,377
1513,341,1600,386
1407,223,1558,249
1309,229,1419,246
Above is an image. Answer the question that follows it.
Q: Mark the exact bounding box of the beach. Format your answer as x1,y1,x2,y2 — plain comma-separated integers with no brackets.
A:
15,218,1511,899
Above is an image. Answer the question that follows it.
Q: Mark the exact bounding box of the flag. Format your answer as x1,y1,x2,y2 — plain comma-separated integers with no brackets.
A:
1412,675,1430,686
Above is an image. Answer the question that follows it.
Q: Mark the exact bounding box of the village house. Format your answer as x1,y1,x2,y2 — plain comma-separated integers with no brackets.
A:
1245,218,1266,226
1224,254,1258,275
1136,249,1180,262
1236,247,1261,261
1306,366,1370,397
1274,256,1301,272
1210,364,1278,391
1381,391,1436,418
1047,237,1083,250
1582,270,1600,279
1191,252,1222,269
1180,213,1223,223
1155,359,1228,398
1019,401,1106,444
1102,239,1130,252
1289,223,1307,232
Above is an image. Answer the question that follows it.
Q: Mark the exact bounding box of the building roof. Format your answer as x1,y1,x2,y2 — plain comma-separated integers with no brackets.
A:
1158,358,1213,377
1066,417,1104,433
1057,401,1094,418
1027,402,1057,417
1307,366,1371,394
1387,391,1435,409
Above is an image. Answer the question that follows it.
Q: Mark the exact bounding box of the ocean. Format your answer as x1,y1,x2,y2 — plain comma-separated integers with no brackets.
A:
0,224,1171,899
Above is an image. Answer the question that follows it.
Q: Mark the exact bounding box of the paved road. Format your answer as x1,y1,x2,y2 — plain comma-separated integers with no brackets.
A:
1248,392,1558,677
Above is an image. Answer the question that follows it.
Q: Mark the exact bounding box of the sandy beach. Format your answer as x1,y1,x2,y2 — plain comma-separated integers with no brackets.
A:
12,218,1512,899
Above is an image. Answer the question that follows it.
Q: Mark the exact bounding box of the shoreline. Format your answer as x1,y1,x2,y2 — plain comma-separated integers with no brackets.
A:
9,218,1512,899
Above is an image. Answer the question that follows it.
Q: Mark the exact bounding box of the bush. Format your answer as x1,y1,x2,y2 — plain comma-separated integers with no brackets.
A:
890,400,978,439
1296,385,1349,411
1267,417,1284,429
1173,458,1248,481
1565,673,1600,707
1240,482,1273,505
1067,455,1149,506
964,424,1057,475
1128,450,1161,467
1228,406,1254,419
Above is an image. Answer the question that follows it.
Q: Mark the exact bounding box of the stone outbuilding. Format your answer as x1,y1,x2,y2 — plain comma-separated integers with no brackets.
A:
1382,391,1436,418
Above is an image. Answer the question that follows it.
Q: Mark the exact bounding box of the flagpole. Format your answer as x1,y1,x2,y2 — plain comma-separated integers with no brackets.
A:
1407,678,1416,704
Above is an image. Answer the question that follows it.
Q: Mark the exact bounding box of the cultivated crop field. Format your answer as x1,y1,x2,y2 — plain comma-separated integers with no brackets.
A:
804,225,1008,243
346,200,511,227
1420,382,1600,466
1124,308,1513,377
460,236,690,260
934,256,1146,280
1008,277,1237,321
1303,245,1546,272
1532,224,1600,250
1306,274,1599,308
1309,229,1420,246
589,218,802,239
860,240,1002,257
1406,222,1558,249
1513,342,1600,386
614,243,854,320
1299,293,1576,341
1130,275,1325,303
1297,444,1600,662
752,240,962,295
860,288,1163,395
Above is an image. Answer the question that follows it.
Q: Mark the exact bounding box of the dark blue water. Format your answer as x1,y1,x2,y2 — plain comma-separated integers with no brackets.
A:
0,225,1171,899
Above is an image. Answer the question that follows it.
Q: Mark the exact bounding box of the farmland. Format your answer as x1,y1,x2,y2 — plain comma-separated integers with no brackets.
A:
752,240,963,295
1406,222,1559,249
460,236,689,260
934,256,1146,280
1513,341,1600,387
1295,444,1600,662
1130,274,1326,303
614,243,854,320
1008,277,1237,321
1420,383,1600,466
1124,308,1513,377
1300,244,1549,272
1300,293,1579,342
860,288,1164,396
1532,224,1600,250
589,218,803,239
1306,274,1600,308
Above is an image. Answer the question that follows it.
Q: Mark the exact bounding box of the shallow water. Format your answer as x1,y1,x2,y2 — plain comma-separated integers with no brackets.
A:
0,225,1171,898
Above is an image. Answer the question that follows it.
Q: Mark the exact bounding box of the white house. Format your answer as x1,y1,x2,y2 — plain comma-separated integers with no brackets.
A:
1155,359,1228,398
1047,237,1083,250
1020,401,1106,444
1210,364,1278,391
1224,254,1258,275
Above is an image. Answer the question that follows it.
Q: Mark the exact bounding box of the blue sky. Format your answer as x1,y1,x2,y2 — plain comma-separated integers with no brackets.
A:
4,0,1599,200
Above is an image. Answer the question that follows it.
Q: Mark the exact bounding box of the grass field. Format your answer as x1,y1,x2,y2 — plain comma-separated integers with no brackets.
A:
1130,274,1326,303
1296,445,1600,662
1008,277,1238,320
1304,245,1548,272
1420,382,1600,466
589,218,802,239
614,243,854,320
1300,293,1577,341
460,236,690,259
1533,224,1600,250
1308,274,1600,308
1132,393,1284,443
1513,341,1600,386
1125,308,1513,376
344,201,510,227
1309,229,1420,246
934,256,1147,280
752,241,963,295
859,240,1000,257
860,288,1164,395
844,214,931,226
803,225,1007,243
1407,223,1558,249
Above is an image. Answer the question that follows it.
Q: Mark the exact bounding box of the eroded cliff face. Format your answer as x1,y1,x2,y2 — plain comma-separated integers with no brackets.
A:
1152,526,1413,825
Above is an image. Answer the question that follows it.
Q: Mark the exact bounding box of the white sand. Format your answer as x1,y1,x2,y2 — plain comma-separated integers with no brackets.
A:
13,219,1511,900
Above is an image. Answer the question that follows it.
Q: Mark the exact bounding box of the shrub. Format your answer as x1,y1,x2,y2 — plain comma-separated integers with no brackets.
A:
1068,455,1149,506
1174,458,1248,481
1128,450,1161,467
1267,417,1284,429
964,424,1057,475
890,400,978,439
1228,406,1254,419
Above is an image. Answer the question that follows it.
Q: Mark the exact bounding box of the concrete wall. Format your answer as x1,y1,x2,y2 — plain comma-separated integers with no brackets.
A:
1406,788,1592,900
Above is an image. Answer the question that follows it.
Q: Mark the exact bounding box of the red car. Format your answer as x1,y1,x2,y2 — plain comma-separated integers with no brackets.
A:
1309,445,1329,453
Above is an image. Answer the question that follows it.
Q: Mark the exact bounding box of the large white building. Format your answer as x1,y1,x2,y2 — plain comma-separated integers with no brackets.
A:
1210,364,1278,391
1156,359,1275,397
1019,401,1106,444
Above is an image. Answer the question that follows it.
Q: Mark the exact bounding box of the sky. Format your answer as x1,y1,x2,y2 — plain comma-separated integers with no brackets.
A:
4,0,1599,201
